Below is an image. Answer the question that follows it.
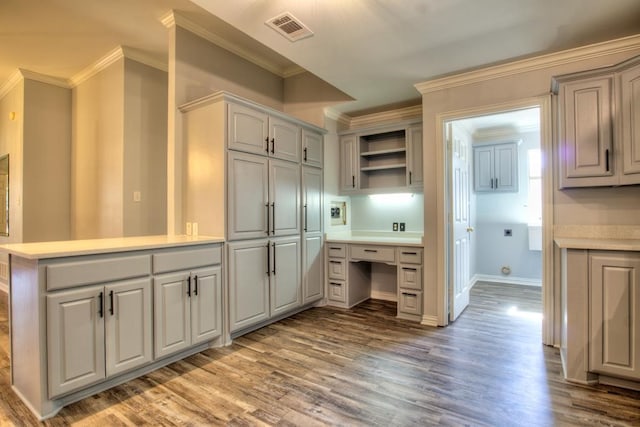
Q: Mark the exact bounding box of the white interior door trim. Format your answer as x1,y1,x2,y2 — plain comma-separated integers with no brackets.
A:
435,95,554,345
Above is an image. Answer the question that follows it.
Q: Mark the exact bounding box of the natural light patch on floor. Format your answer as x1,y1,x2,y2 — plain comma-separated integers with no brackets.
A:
506,305,543,321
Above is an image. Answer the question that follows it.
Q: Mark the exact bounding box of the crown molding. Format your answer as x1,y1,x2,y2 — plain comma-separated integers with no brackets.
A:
415,34,640,94
162,10,295,78
120,47,168,73
69,47,124,87
324,107,351,128
349,104,422,129
0,69,25,100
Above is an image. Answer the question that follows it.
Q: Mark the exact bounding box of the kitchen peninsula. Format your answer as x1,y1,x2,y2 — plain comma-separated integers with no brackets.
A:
2,235,224,420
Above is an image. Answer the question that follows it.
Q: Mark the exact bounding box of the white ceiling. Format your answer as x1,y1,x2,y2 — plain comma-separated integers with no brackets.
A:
2,0,640,117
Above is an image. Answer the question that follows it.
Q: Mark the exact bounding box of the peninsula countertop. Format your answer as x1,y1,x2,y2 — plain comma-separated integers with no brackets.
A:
325,231,423,247
0,234,225,259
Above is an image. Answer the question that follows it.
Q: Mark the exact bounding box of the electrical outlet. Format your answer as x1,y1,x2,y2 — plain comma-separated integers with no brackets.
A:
400,222,406,232
393,222,399,231
192,222,199,236
504,229,512,237
186,222,192,236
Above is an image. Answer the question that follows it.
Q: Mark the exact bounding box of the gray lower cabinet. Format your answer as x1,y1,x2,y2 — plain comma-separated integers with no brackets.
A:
154,266,222,359
47,277,152,398
228,237,301,333
303,234,324,304
589,252,640,380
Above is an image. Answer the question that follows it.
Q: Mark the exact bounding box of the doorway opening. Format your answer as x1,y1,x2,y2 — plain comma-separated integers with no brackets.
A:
445,106,544,327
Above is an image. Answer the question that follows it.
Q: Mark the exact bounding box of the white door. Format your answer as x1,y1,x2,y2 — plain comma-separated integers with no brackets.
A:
270,159,300,236
270,236,301,316
227,151,269,240
302,129,323,167
153,272,190,358
190,267,222,345
227,102,269,155
269,116,300,162
449,123,472,321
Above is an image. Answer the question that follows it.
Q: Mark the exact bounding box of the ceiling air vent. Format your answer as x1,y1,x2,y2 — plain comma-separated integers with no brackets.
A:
266,12,313,42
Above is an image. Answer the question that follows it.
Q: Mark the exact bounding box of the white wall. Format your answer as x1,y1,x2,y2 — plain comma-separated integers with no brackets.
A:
350,194,424,232
473,130,541,281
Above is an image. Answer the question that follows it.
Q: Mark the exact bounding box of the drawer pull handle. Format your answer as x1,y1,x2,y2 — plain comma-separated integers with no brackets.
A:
402,251,417,255
330,282,342,286
187,276,191,297
364,249,378,253
193,275,198,296
402,292,416,297
329,260,341,263
403,267,417,272
329,247,342,250
98,292,104,318
109,290,114,316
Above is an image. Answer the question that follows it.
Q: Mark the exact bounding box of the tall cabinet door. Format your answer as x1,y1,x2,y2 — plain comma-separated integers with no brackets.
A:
105,278,153,377
303,234,324,304
473,145,494,192
340,135,358,193
190,266,222,345
303,166,322,234
620,65,640,184
269,116,300,162
494,143,518,192
270,159,300,236
47,286,105,398
228,151,269,240
228,240,270,332
270,237,301,316
228,102,269,155
154,272,190,359
590,252,640,380
302,129,323,167
558,76,615,187
407,124,423,188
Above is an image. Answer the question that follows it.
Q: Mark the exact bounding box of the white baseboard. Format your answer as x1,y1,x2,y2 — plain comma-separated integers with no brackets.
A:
473,274,541,287
370,290,397,302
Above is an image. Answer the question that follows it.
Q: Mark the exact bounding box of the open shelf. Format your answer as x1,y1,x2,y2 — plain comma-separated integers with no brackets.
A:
360,148,407,157
361,164,407,171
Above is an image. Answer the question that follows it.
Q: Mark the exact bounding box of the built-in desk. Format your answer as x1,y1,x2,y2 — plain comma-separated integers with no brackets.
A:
325,232,424,322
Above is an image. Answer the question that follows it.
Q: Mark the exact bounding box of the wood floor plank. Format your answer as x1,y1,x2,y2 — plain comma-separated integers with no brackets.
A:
1,282,640,425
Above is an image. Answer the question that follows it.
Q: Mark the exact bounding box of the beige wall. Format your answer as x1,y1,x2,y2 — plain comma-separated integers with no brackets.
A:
123,58,168,237
22,79,71,242
72,59,125,239
420,47,640,322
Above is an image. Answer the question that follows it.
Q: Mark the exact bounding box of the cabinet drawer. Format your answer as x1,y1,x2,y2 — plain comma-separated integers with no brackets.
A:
328,281,346,303
398,248,423,265
399,265,422,290
327,244,346,258
328,259,347,280
350,245,395,264
47,255,151,291
153,245,222,274
399,290,423,316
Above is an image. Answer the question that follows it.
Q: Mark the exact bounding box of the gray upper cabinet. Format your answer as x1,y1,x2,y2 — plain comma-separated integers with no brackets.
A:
473,142,518,193
303,166,322,234
227,102,300,162
407,124,423,189
340,134,358,193
302,129,323,167
554,55,640,188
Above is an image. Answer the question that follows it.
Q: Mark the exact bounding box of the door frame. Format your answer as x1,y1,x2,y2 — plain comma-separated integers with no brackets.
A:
435,95,555,345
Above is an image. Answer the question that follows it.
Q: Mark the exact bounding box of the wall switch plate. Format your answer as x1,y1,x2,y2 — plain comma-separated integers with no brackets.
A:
186,222,192,236
133,191,141,202
504,229,512,237
192,222,198,236
400,222,406,231
393,222,399,231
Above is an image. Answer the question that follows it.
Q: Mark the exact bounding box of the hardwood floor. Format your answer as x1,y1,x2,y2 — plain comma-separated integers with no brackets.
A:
1,282,640,426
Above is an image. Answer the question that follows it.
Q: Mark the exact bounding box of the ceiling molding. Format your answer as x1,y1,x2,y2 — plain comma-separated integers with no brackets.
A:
282,66,307,79
120,47,168,73
69,46,124,87
349,104,422,129
162,10,295,78
415,34,640,94
0,69,25,100
324,107,351,128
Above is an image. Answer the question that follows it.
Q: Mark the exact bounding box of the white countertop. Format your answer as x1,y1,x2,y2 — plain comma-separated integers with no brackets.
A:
554,237,640,251
0,235,225,259
325,231,423,247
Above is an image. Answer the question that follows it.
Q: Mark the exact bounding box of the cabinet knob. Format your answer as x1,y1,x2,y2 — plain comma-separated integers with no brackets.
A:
466,226,475,233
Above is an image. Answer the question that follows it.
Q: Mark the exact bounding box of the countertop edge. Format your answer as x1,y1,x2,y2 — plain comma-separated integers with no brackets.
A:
554,237,640,251
0,235,225,260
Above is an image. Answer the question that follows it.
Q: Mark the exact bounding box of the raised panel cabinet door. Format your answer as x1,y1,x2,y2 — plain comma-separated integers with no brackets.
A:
270,237,301,316
494,143,518,192
473,145,494,192
302,129,323,167
47,286,105,398
590,252,640,380
190,266,222,345
270,159,301,236
227,102,269,155
105,278,152,377
228,151,269,240
340,135,358,193
620,65,640,184
407,124,423,188
153,272,190,359
228,240,270,332
303,234,324,303
269,116,300,162
302,166,322,234
559,76,615,186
